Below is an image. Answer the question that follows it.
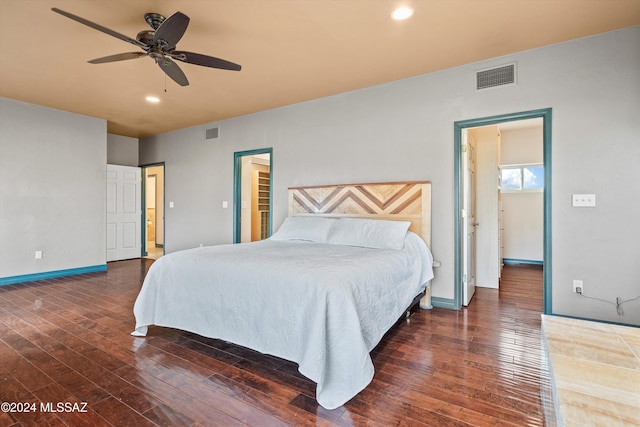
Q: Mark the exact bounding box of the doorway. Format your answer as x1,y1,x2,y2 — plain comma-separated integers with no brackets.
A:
233,148,272,243
142,164,165,259
454,109,552,313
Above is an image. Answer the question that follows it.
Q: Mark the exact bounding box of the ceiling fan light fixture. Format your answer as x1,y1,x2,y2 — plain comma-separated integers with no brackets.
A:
391,6,414,20
145,96,160,103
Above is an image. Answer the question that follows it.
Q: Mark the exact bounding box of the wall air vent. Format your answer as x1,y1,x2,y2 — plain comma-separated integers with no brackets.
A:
476,63,517,90
205,127,219,140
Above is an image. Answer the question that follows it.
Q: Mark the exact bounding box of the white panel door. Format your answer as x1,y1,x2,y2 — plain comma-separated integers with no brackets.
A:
107,164,141,261
462,130,477,306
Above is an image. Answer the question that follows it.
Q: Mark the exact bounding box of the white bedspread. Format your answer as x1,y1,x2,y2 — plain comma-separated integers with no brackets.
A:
132,232,433,409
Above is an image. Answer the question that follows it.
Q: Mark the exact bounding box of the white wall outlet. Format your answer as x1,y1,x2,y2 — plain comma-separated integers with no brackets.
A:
222,201,228,209
573,279,583,294
35,250,43,259
169,201,174,208
572,194,596,207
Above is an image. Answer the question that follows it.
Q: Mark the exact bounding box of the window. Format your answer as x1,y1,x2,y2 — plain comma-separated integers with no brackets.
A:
501,164,544,191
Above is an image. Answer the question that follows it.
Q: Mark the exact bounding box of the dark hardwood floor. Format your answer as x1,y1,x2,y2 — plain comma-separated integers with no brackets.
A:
0,261,550,426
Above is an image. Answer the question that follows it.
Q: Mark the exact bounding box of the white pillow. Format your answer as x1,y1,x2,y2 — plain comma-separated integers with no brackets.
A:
270,216,337,242
327,218,411,250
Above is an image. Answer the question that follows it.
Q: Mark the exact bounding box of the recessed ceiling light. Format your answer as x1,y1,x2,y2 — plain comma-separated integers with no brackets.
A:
391,6,414,20
145,96,160,103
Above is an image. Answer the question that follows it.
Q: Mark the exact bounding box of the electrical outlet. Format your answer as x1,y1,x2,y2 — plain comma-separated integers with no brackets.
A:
35,250,43,259
573,280,583,294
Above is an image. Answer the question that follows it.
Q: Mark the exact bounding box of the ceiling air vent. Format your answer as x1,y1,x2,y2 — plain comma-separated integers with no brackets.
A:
476,63,516,90
205,126,219,140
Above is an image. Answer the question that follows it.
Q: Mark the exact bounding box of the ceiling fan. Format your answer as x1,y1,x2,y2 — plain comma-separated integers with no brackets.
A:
51,8,241,87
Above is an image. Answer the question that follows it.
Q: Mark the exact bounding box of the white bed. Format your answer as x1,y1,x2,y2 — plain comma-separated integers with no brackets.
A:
132,181,434,409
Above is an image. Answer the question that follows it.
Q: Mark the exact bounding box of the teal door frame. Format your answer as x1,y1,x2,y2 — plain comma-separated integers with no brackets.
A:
233,148,273,243
453,108,552,313
139,162,166,257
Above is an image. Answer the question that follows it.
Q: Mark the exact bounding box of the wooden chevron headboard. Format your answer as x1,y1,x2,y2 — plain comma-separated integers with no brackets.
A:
288,181,431,246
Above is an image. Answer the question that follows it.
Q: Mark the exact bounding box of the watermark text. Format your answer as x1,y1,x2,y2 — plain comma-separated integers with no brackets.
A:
1,401,88,413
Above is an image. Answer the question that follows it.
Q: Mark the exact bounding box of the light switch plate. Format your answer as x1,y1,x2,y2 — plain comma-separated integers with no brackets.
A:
572,194,596,207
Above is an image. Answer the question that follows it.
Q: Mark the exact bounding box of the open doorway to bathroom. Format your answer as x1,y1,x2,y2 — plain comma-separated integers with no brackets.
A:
142,163,165,259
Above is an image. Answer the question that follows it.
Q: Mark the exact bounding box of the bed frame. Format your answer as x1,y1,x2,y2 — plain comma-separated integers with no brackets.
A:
288,181,432,309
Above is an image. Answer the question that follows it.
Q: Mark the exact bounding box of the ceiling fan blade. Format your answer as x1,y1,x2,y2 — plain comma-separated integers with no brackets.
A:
153,11,189,50
157,58,189,86
51,8,147,49
171,51,241,71
88,52,147,64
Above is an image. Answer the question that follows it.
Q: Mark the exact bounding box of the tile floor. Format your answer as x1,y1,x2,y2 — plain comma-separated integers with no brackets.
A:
542,315,640,426
144,242,163,260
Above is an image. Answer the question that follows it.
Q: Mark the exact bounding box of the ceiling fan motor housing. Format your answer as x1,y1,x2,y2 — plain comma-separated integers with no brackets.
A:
136,30,155,46
144,13,165,30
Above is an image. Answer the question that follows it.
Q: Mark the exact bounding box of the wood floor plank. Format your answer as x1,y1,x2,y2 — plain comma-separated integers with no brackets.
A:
0,261,549,426
0,367,67,427
31,383,113,427
112,364,251,427
0,338,55,393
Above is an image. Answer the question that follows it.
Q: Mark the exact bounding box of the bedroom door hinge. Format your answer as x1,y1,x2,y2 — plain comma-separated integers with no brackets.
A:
463,273,467,284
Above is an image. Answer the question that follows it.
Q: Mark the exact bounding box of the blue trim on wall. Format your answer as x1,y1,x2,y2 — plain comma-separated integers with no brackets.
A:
0,264,107,286
431,297,458,310
503,258,544,266
453,122,463,310
542,111,553,315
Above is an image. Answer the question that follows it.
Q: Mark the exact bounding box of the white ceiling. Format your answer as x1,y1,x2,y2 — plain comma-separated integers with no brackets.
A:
1,0,638,138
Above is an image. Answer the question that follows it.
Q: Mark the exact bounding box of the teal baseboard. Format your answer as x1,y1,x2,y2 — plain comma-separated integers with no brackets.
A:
0,264,107,286
431,297,458,310
503,258,544,266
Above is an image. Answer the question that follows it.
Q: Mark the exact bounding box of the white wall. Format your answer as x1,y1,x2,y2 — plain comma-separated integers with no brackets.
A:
501,126,543,164
502,192,543,261
107,133,138,166
501,126,544,262
0,97,107,278
140,26,640,325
